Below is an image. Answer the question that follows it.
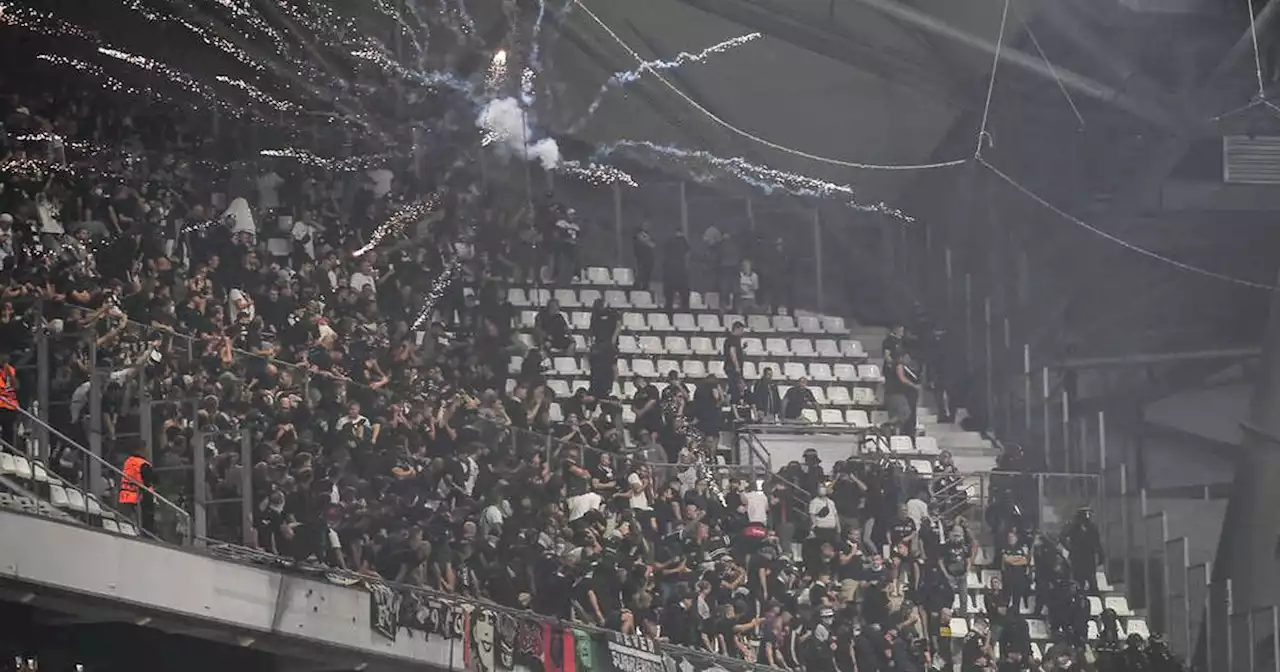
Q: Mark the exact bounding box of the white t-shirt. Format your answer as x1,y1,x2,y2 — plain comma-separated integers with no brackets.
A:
257,172,284,210
350,271,375,293
738,271,759,300
809,496,838,529
743,490,769,524
905,498,929,528
627,472,650,510
567,492,603,521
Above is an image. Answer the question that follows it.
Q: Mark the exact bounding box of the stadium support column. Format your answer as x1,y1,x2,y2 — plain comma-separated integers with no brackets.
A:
1212,268,1280,618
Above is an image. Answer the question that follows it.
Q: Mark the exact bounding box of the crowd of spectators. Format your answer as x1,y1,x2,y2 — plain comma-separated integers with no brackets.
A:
0,44,1188,672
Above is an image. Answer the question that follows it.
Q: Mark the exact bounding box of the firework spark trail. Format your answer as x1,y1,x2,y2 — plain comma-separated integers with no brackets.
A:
599,141,914,221
350,46,477,97
520,68,536,105
0,3,94,38
260,148,396,171
571,32,761,131
530,0,548,71
558,160,636,187
485,49,509,92
373,0,426,61
98,46,246,116
403,0,434,69
411,256,464,331
355,196,442,257
451,0,476,35
217,76,298,112
36,54,168,101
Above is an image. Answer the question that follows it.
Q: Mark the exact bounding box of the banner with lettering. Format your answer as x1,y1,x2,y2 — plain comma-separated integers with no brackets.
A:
365,581,401,642
604,632,666,672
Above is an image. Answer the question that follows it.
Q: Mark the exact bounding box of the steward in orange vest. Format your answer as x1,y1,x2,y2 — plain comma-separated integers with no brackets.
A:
118,450,155,533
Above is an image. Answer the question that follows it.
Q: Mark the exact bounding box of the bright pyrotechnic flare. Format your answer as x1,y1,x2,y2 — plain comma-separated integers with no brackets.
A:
354,196,440,257
486,49,508,91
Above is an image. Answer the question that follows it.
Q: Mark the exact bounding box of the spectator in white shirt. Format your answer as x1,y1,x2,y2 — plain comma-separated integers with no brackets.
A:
742,481,769,525
257,170,284,210
350,260,377,293
737,258,759,313
809,485,840,544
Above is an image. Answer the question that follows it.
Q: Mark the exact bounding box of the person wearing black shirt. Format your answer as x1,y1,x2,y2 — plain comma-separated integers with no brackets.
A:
782,377,818,420
886,351,922,436
633,224,656,289
1062,507,1104,593
723,321,746,404
751,366,782,420
631,374,662,438
662,585,699,647
882,324,906,367
1000,530,1032,612
939,529,973,613
534,299,574,354
662,232,690,309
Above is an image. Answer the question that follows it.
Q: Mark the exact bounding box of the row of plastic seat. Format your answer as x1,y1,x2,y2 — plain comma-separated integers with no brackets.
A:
946,615,1148,643
0,451,137,536
520,354,883,385
521,321,869,359
513,289,851,335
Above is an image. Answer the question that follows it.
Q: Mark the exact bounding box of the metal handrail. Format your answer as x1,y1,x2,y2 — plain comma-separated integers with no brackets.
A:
12,406,192,535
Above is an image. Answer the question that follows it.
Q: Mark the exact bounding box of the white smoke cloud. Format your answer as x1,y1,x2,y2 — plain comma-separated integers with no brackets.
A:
476,97,560,169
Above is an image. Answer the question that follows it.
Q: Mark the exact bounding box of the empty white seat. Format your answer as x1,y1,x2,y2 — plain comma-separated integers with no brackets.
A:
638,335,664,354
682,360,707,378
828,387,853,406
572,334,588,352
845,409,870,426
621,405,637,424
910,460,934,476
688,291,707,310
673,313,698,332
618,335,640,355
653,381,669,396
504,379,517,395
707,360,726,378
822,316,848,334
841,340,866,358
815,339,840,358
783,362,807,381
508,355,523,376
554,357,580,376
1027,619,1050,641
801,408,820,423
604,289,630,308
12,456,31,480
889,435,915,453
520,310,538,329
508,287,531,307
548,380,572,397
799,316,823,334
858,364,883,382
548,401,565,422
664,337,691,355
119,520,140,536
1126,618,1149,639
632,359,657,378
773,315,799,332
790,339,816,357
631,290,657,309
0,453,13,475
1097,572,1114,593
696,314,722,332
777,384,791,400
647,313,673,331
656,359,681,377
834,364,859,382
554,289,580,308
1087,596,1104,617
821,409,844,424
949,617,969,639
810,387,828,405
742,362,760,380
65,488,86,512
613,267,635,286
49,484,69,508
810,363,835,382
623,312,649,332
622,381,637,398
704,292,722,310
1104,596,1133,617
530,288,551,306
571,311,592,331
743,338,765,356
916,436,938,453
765,338,790,357
587,267,613,285
579,289,602,306
1087,620,1100,641
32,462,49,483
691,337,717,356
747,314,774,333
86,495,103,517
101,519,120,533
853,387,878,405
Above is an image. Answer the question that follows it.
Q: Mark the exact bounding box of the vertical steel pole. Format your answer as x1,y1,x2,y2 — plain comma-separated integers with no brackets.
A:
35,300,50,461
984,297,993,424
192,423,207,545
1041,366,1052,470
745,198,756,234
87,338,104,497
813,210,825,314
139,363,153,461
1121,463,1133,601
1061,387,1071,473
612,182,624,266
1023,344,1032,434
1098,410,1108,473
241,429,254,547
964,274,973,366
678,181,689,238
